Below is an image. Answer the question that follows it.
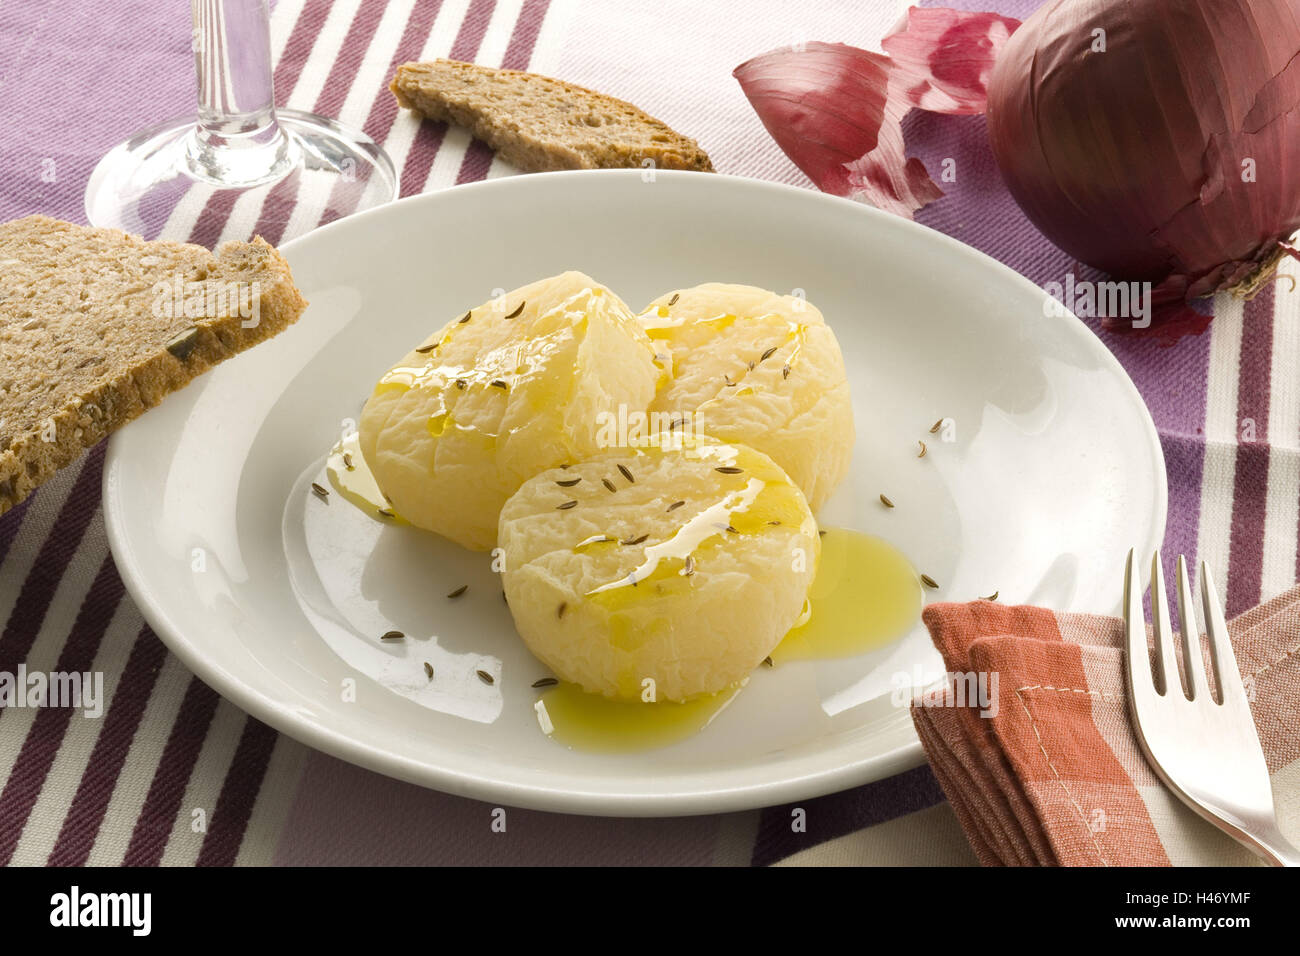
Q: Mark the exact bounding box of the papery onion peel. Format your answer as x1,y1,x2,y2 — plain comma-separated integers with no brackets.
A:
734,9,1018,217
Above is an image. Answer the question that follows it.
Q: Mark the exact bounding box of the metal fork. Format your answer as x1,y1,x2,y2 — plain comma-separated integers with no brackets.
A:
1123,549,1300,866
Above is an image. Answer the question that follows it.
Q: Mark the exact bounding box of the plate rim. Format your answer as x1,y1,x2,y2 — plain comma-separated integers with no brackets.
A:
103,169,1168,816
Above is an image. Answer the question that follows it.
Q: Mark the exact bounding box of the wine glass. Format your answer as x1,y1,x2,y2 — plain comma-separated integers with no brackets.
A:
85,0,398,245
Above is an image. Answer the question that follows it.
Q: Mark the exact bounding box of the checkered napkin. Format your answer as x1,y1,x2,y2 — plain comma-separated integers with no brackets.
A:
911,588,1300,866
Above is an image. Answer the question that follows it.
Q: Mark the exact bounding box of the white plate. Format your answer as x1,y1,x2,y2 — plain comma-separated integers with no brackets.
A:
104,171,1166,816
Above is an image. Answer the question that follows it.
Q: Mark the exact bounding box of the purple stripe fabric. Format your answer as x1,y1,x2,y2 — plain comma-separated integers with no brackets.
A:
399,124,450,197
195,719,278,867
363,0,447,142
363,0,448,203
274,0,338,115
253,0,391,247
314,0,390,119
0,3,192,224
186,189,244,249
398,0,498,195
752,766,947,867
1227,289,1276,615
46,626,171,866
0,498,33,566
121,678,221,866
447,0,499,81
0,553,124,864
453,0,551,184
454,140,497,184
0,445,106,715
501,0,551,70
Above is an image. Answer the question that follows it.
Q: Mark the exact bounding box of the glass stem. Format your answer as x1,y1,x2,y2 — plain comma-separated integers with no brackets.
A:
187,0,294,186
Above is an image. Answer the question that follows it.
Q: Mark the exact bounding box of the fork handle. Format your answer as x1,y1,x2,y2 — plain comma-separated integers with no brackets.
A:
1243,827,1300,867
1260,841,1300,867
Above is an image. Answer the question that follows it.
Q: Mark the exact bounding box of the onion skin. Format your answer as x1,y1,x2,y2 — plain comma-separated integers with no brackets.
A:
734,42,944,216
884,7,1021,114
734,43,896,198
734,13,1018,217
986,0,1300,302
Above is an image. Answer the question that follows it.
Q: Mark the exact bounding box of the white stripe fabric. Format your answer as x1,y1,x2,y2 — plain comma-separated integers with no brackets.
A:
233,736,311,866
1263,256,1300,599
1195,293,1244,606
528,0,578,76
384,0,473,185
83,651,193,866
0,514,108,808
274,0,422,240
157,700,248,866
552,0,910,182
0,457,85,635
9,602,145,865
421,0,528,188
0,459,94,795
441,0,522,183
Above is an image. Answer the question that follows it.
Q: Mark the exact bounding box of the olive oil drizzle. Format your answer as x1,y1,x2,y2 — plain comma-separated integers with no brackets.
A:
325,432,407,524
539,528,922,753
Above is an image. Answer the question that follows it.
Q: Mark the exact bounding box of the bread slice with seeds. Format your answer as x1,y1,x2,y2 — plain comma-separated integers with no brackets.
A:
0,215,308,515
391,59,714,172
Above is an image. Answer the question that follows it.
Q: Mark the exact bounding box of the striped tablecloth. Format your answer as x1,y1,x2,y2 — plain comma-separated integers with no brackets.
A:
0,0,1295,866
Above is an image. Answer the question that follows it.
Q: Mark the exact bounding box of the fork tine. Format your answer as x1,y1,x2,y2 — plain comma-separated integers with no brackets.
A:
1175,555,1212,702
1199,562,1241,706
1123,549,1156,697
1149,551,1180,697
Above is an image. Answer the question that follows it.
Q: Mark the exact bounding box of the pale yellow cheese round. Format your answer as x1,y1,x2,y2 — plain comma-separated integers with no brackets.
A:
360,272,662,550
498,434,820,702
639,283,854,512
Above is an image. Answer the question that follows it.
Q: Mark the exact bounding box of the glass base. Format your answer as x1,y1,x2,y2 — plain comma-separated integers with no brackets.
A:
85,108,399,245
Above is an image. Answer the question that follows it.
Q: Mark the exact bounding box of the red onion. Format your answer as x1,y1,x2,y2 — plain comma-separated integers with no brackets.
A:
986,0,1300,305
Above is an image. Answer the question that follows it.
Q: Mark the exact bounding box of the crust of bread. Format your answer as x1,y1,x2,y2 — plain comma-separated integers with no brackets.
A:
391,59,714,172
0,216,307,514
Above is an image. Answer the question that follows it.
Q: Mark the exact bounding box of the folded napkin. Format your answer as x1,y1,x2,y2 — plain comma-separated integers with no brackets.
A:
911,587,1300,866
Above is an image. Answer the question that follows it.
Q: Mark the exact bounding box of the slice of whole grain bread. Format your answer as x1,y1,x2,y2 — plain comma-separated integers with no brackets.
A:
0,215,307,514
391,59,713,173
